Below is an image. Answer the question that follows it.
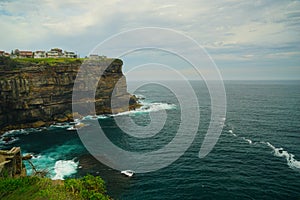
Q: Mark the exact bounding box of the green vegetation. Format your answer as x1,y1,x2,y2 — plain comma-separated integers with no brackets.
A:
0,56,18,70
13,57,84,66
0,57,84,70
0,175,111,200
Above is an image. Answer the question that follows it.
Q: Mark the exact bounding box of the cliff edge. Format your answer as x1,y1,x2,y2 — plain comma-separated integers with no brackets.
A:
0,57,139,133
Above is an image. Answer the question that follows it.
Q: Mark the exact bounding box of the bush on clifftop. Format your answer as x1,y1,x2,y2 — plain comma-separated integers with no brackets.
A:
0,175,111,200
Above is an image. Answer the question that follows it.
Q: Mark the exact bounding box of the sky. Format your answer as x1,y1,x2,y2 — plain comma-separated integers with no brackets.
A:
0,0,299,80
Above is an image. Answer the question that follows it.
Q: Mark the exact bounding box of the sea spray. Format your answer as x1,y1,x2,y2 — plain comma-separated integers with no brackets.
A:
52,160,79,180
111,102,177,117
266,142,300,170
23,154,56,177
228,129,237,137
242,137,253,144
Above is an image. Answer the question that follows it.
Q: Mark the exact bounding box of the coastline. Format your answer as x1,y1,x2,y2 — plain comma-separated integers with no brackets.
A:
0,57,141,134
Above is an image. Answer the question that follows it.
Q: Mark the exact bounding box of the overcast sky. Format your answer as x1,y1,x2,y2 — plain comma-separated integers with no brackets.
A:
0,0,299,80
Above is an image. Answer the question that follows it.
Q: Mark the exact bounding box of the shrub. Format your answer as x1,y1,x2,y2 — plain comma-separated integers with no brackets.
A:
0,175,110,200
65,174,109,200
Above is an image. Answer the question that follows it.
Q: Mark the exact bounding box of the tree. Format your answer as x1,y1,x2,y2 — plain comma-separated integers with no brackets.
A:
14,49,20,56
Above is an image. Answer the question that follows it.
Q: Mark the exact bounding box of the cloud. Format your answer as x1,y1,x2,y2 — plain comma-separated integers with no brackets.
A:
0,0,299,79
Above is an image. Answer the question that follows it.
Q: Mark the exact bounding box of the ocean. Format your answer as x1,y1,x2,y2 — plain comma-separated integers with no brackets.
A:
1,80,300,199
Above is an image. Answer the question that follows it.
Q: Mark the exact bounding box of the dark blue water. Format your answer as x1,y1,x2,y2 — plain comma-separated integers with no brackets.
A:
1,81,300,199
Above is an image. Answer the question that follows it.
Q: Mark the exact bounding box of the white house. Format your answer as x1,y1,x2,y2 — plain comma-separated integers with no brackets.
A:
19,51,33,58
46,50,60,58
89,54,106,59
47,48,64,58
89,54,99,59
64,51,77,58
34,51,46,58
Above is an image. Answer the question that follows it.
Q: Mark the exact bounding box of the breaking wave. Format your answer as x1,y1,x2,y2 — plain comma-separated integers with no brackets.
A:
226,126,299,171
52,160,79,180
113,102,177,117
23,142,83,179
265,142,300,170
1,96,177,135
81,101,177,120
24,154,78,180
0,136,19,146
228,129,237,137
242,137,253,144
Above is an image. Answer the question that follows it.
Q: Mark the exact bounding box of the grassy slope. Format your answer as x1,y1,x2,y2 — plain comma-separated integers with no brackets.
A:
0,57,85,71
0,175,111,200
13,57,85,66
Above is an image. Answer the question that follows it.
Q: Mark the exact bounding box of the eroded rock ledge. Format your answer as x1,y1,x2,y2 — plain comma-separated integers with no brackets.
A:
0,57,139,133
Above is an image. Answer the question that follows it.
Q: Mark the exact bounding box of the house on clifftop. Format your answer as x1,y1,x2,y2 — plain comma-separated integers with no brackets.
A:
47,48,63,58
0,51,10,57
64,51,77,58
19,51,33,58
34,51,46,58
8,48,78,59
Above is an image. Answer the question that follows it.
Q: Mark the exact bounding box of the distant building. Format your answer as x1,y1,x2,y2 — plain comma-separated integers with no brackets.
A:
34,51,46,58
47,48,64,58
64,51,77,58
8,48,78,59
89,54,106,59
51,48,63,53
89,54,99,59
46,50,59,58
0,51,9,57
19,51,33,58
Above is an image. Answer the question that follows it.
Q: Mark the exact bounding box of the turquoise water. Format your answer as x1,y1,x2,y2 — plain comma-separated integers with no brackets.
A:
1,81,300,199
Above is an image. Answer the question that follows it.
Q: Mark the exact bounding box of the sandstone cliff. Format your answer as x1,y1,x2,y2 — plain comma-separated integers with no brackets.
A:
0,147,26,177
0,57,139,133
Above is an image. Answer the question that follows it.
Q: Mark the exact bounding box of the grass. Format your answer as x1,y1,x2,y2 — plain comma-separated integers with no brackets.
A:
14,57,85,66
0,57,122,71
0,57,85,70
0,175,111,200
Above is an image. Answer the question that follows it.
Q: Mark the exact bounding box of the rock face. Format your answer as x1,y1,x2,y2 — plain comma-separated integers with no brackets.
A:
0,58,139,133
0,147,26,177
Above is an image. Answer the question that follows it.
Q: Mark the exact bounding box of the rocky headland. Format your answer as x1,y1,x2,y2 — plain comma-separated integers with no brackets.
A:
0,57,140,134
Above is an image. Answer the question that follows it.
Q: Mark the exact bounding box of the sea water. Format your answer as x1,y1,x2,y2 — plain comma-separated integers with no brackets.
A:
1,80,300,199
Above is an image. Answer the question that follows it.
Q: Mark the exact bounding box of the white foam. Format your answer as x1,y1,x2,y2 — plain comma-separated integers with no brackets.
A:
78,100,176,121
266,142,300,170
2,129,28,137
3,129,16,136
246,139,252,144
82,115,108,120
52,160,78,180
23,142,84,178
228,129,237,137
135,94,146,99
0,136,19,145
50,123,72,129
242,137,252,144
111,102,177,117
2,127,45,138
140,102,177,112
23,154,56,176
33,154,42,159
